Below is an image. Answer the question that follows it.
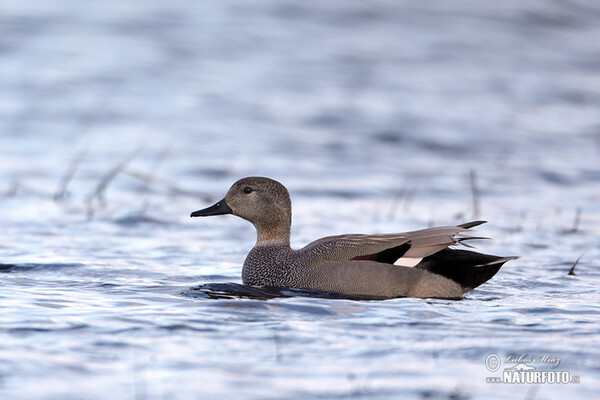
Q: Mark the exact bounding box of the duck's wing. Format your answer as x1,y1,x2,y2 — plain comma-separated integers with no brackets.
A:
298,221,487,265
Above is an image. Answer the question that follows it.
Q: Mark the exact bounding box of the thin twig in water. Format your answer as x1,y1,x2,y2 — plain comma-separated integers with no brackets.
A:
135,146,171,194
470,169,480,219
85,148,142,217
97,149,141,204
403,184,418,213
6,180,19,196
568,255,583,276
57,100,104,201
273,332,283,362
54,149,88,201
571,207,582,233
387,188,406,221
6,181,52,198
524,384,539,400
133,146,172,215
516,209,527,232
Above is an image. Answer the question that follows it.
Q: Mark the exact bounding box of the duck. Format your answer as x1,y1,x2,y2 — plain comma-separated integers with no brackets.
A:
191,176,517,299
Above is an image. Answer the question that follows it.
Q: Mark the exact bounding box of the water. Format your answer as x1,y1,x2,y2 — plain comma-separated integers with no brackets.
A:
1,0,600,398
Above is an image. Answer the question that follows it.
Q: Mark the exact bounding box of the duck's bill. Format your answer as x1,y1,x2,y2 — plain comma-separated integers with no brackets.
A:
190,199,232,217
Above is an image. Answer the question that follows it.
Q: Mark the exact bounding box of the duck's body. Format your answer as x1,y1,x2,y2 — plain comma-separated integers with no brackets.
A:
191,177,517,299
243,244,464,299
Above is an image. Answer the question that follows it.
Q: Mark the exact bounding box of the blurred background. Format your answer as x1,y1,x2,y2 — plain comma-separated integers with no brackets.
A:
2,0,599,220
1,1,599,399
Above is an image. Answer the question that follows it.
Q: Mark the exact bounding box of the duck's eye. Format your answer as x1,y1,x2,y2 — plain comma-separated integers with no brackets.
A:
243,186,253,194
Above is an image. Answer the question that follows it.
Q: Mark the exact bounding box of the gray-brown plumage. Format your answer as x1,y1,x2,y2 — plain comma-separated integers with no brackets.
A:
191,177,517,299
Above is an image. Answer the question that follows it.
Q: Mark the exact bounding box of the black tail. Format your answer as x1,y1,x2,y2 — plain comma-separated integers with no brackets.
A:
414,249,517,292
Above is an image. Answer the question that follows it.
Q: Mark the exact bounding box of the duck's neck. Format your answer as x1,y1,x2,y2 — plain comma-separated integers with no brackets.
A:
254,219,291,246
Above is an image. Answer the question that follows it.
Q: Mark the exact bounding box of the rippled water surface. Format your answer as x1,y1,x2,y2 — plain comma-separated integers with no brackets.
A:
1,1,600,399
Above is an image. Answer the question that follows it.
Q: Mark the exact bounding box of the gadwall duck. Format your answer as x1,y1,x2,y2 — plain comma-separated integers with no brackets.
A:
191,177,517,299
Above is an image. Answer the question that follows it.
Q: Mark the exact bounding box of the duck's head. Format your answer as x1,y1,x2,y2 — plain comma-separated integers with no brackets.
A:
191,177,292,244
